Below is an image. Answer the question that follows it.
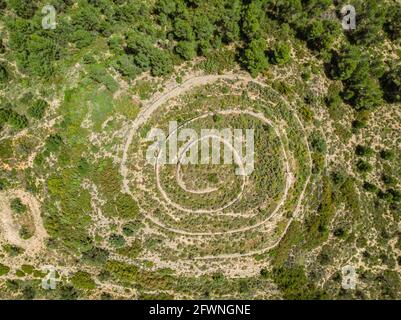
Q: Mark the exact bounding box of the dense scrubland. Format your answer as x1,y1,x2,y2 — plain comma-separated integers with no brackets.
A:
0,0,400,300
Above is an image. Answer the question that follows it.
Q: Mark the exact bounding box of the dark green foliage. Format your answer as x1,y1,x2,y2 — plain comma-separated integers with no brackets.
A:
304,19,340,52
356,160,373,173
270,42,291,65
310,134,326,153
149,49,173,76
125,32,173,75
355,145,373,157
0,62,8,83
73,3,101,32
8,0,36,19
242,38,268,77
241,0,263,40
0,0,6,10
7,111,28,129
175,41,197,60
352,119,366,131
71,30,94,49
331,45,383,111
363,181,378,193
28,99,48,120
331,46,361,81
305,176,334,247
109,234,126,248
380,149,395,161
382,174,397,186
271,0,303,24
104,260,138,283
10,197,27,214
59,285,79,300
380,189,401,203
114,55,140,79
82,247,109,266
384,4,401,41
21,286,36,300
347,0,386,45
343,61,383,111
381,64,401,103
333,228,347,239
122,221,140,237
0,37,5,54
174,18,194,41
271,265,324,299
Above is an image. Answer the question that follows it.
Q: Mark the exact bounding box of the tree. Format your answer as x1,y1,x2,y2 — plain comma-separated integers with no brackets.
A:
304,20,340,52
242,38,268,77
8,0,36,19
347,0,385,45
25,34,59,77
125,32,153,71
109,234,126,248
381,64,401,103
175,41,197,60
271,42,291,65
241,0,263,40
59,285,79,300
193,14,214,42
273,0,303,24
73,4,101,32
343,60,383,111
220,0,241,43
384,4,401,41
150,49,173,76
173,18,194,41
114,54,140,79
330,46,361,81
355,145,373,157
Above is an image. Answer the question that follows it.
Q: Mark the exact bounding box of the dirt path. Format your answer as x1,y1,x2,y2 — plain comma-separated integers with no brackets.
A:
120,73,313,260
0,189,48,256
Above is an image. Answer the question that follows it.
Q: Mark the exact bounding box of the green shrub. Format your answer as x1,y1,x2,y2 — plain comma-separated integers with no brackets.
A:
82,247,109,266
270,42,291,65
0,263,10,276
109,234,126,248
356,160,373,173
28,99,48,120
355,145,374,157
380,149,395,161
70,271,96,290
10,198,27,214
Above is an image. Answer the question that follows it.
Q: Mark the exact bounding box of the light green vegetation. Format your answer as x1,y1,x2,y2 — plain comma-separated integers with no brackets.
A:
0,0,400,301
